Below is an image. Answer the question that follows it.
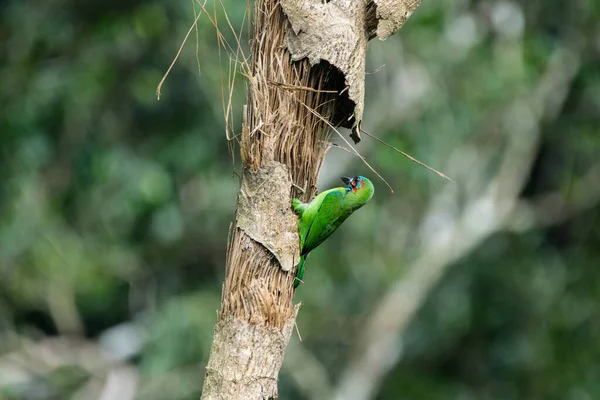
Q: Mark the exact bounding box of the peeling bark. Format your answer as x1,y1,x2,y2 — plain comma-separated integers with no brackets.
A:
236,164,300,272
282,0,368,142
371,0,422,41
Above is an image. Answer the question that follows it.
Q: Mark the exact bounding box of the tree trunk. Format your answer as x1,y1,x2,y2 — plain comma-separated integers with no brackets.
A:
201,0,422,398
200,2,341,399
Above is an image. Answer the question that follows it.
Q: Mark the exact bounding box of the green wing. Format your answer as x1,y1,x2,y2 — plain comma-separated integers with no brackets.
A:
301,189,351,254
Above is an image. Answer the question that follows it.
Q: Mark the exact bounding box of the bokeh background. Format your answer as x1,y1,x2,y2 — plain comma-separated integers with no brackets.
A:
1,0,599,399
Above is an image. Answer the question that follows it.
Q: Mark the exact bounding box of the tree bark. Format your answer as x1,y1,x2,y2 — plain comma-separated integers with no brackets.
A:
200,2,341,399
201,0,423,398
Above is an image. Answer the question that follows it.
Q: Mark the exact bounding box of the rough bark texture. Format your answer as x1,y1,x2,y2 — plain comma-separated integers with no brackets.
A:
201,0,423,398
369,0,422,40
203,311,299,399
281,0,368,143
201,1,340,398
235,164,300,272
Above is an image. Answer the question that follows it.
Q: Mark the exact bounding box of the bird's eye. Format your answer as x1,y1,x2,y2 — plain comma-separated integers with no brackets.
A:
351,180,356,187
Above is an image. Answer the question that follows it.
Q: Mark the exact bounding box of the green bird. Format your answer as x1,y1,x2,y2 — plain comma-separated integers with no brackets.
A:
291,176,374,288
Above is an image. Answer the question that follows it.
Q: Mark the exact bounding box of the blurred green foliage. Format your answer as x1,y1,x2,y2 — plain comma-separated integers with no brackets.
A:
1,0,599,399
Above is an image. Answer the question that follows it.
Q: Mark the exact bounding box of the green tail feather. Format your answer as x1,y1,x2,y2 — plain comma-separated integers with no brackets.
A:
293,255,306,288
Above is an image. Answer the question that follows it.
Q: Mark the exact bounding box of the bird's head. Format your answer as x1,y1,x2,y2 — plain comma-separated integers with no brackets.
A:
341,176,374,195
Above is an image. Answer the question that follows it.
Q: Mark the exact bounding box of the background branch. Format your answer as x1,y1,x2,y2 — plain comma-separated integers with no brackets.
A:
333,47,580,400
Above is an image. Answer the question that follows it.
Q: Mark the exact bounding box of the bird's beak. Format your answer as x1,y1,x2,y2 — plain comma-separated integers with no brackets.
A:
341,176,352,186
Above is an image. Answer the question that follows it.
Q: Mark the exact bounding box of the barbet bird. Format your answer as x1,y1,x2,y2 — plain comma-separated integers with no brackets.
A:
291,176,374,288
